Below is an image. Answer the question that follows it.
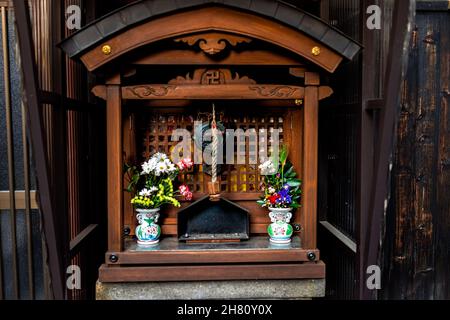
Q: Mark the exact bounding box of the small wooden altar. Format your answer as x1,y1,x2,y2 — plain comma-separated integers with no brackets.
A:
60,1,361,285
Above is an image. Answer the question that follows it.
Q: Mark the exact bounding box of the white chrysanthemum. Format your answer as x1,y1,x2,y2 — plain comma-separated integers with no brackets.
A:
142,160,155,174
155,162,168,176
259,160,276,175
163,159,176,172
139,188,158,197
268,187,276,194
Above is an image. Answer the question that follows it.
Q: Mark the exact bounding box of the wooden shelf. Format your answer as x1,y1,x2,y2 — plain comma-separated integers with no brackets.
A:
99,261,325,283
106,236,319,265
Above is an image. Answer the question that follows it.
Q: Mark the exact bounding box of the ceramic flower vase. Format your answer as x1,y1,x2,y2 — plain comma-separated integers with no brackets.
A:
135,208,161,246
267,208,293,244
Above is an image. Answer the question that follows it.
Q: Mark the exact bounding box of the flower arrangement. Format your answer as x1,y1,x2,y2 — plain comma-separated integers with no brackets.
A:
257,146,302,209
125,153,194,209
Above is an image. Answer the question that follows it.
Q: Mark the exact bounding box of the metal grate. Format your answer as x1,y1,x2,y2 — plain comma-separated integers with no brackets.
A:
140,111,285,195
0,4,47,300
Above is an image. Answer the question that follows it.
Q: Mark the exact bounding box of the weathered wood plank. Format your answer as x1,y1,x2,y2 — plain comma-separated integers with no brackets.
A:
385,9,450,299
99,262,325,282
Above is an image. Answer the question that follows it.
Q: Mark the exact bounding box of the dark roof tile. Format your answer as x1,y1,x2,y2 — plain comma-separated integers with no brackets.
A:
71,25,103,50
96,12,126,37
250,0,279,16
275,2,305,27
60,0,362,62
120,3,152,25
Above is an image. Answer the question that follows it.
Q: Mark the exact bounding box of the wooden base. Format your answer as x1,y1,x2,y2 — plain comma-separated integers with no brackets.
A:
99,261,325,283
106,236,319,265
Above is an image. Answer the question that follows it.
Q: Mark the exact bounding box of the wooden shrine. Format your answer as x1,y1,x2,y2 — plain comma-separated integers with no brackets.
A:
60,1,361,283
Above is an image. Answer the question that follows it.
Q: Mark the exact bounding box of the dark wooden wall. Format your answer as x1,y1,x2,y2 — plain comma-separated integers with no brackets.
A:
381,5,450,300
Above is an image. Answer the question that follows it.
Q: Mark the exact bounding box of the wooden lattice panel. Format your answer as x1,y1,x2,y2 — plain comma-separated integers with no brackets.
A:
140,112,285,196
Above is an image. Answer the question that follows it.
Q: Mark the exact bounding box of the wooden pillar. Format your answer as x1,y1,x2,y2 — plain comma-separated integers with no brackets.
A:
302,72,320,249
106,75,123,253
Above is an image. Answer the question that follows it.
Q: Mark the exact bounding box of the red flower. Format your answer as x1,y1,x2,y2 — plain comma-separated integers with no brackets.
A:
184,191,193,201
179,184,193,201
177,158,194,171
269,194,280,205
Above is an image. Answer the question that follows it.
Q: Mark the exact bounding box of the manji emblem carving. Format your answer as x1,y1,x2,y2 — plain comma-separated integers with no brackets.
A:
175,32,252,55
169,69,256,85
126,85,175,98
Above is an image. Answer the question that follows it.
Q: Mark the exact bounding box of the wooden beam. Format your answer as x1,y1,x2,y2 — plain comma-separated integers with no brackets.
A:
69,224,99,257
106,248,320,265
0,191,38,210
320,221,357,253
302,86,319,249
126,85,305,100
99,262,326,282
12,0,65,300
106,83,123,253
358,0,380,299
93,84,334,101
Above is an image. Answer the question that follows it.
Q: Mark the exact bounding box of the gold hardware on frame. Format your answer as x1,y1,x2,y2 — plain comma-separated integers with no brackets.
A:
312,46,321,56
295,99,303,106
102,45,112,55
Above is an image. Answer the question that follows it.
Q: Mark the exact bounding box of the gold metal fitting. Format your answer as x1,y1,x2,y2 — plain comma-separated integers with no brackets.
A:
102,45,112,55
295,99,304,106
312,46,321,56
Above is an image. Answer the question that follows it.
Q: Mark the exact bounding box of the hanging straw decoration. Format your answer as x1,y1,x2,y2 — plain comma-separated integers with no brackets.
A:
209,104,220,201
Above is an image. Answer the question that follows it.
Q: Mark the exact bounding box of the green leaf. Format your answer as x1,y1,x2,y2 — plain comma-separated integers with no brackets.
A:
279,145,289,166
284,166,295,178
287,180,301,187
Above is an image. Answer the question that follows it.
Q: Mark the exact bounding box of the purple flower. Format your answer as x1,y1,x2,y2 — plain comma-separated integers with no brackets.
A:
278,187,289,198
276,194,292,205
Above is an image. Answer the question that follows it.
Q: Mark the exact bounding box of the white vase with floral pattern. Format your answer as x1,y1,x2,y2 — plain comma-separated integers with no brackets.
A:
267,208,293,244
135,208,161,246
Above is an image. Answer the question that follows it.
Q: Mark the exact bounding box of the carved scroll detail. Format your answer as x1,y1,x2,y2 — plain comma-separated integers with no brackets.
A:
126,85,175,98
169,69,256,85
249,86,302,98
175,32,252,55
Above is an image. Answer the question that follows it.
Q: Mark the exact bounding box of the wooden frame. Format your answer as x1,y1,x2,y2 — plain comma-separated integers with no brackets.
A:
102,77,328,266
59,1,361,283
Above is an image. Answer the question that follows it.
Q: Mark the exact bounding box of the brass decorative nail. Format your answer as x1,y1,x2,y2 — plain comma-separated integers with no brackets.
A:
102,45,112,55
312,46,321,56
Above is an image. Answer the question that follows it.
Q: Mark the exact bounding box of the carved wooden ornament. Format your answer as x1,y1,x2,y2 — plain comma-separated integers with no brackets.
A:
175,32,252,55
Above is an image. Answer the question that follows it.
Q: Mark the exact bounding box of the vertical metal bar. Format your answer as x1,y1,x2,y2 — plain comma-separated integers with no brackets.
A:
2,6,19,300
0,7,4,300
13,0,65,300
22,101,34,299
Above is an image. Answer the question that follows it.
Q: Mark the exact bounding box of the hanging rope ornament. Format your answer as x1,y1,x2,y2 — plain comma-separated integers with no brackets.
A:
211,104,218,183
209,104,221,201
